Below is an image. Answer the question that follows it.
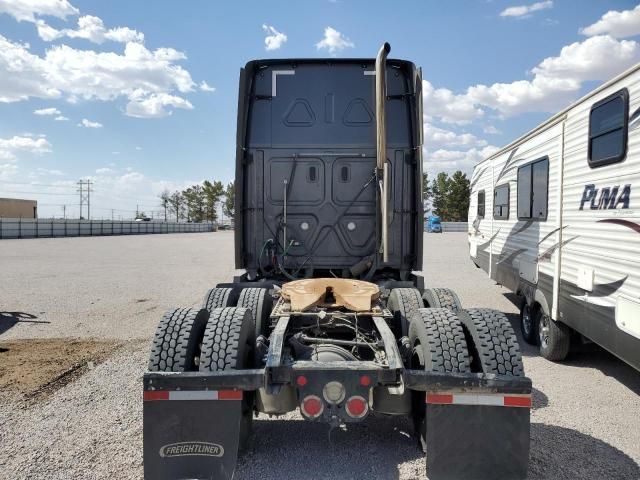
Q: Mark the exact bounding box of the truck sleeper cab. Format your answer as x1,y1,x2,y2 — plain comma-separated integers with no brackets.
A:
143,44,532,480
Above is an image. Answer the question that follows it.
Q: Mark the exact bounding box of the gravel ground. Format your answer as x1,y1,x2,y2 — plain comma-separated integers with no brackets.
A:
1,231,639,479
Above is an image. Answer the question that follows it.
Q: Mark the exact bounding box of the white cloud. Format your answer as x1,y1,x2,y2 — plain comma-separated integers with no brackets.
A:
581,5,640,39
500,1,553,18
36,15,144,44
424,145,499,176
125,91,193,118
33,107,60,115
0,0,78,22
0,163,18,179
483,125,502,135
0,135,52,161
262,24,287,51
422,80,483,125
96,167,113,174
316,27,354,53
54,115,68,121
34,167,63,176
199,80,215,92
79,118,102,128
424,123,487,149
425,34,640,120
135,146,142,151
0,35,195,117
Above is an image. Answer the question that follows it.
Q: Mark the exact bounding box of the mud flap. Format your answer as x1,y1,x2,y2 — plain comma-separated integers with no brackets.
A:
425,391,530,480
143,389,243,480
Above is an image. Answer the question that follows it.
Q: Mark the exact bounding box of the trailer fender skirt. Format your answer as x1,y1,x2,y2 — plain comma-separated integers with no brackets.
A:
425,392,530,480
143,389,243,480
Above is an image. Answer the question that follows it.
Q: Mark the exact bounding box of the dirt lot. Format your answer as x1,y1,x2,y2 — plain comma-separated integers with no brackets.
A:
0,231,638,479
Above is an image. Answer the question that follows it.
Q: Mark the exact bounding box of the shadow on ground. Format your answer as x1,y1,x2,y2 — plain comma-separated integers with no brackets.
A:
501,293,640,396
529,423,640,480
0,312,49,335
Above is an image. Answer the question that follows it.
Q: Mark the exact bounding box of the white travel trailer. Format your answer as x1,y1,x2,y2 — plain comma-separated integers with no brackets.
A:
469,63,640,371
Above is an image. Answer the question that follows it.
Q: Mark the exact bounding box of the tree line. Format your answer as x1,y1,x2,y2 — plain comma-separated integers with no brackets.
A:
158,181,234,223
422,170,470,222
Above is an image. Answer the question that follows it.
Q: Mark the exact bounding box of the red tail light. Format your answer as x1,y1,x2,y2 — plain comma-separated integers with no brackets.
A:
345,396,368,418
301,395,323,419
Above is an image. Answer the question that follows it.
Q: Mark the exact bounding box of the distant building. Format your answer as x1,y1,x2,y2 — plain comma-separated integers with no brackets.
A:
0,198,37,218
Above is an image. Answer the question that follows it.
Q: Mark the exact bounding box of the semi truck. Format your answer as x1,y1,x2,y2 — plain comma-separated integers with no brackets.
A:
143,43,532,480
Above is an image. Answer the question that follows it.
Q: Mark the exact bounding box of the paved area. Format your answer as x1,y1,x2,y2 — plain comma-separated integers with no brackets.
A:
0,232,638,479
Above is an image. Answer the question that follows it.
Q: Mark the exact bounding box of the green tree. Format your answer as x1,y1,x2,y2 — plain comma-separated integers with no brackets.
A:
203,180,224,222
159,189,170,222
431,172,451,220
447,170,471,221
168,191,185,222
422,172,432,215
223,182,235,219
182,184,206,222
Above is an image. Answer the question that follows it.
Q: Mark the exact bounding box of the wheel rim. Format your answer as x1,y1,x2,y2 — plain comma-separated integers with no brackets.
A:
522,305,533,336
539,314,550,349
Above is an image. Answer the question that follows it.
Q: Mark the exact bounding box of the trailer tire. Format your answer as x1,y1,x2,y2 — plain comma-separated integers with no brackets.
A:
200,307,255,449
422,288,462,312
148,307,209,372
459,308,524,376
520,301,538,345
202,287,237,312
388,288,424,337
537,310,571,361
237,287,272,338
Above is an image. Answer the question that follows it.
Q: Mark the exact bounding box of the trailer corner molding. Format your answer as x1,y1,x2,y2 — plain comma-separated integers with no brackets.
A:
159,441,225,458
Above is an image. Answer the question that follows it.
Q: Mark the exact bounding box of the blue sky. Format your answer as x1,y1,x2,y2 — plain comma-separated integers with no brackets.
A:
0,0,639,218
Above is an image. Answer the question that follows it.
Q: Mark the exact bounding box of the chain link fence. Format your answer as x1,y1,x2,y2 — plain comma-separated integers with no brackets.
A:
0,218,218,239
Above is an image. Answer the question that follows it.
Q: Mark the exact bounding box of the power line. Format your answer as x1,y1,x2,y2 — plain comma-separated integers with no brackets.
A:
0,190,78,196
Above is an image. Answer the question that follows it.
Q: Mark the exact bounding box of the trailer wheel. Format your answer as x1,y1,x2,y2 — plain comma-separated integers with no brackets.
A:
537,310,571,361
409,308,470,442
237,287,272,338
388,288,424,337
520,301,538,345
422,288,462,312
200,307,255,449
148,307,209,372
202,287,237,312
459,308,524,376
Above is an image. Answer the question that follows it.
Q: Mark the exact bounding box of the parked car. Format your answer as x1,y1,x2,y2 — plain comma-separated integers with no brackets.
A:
426,215,442,233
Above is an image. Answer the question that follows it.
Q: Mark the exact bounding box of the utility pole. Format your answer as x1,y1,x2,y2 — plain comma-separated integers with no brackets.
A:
111,209,114,221
61,205,66,219
77,180,93,219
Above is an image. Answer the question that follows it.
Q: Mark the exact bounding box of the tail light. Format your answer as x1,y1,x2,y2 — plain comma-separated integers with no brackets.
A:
301,395,323,419
345,396,368,419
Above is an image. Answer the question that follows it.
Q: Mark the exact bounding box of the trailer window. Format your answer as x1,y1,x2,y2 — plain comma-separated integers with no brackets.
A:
588,88,628,167
493,184,509,220
517,157,548,220
477,190,485,218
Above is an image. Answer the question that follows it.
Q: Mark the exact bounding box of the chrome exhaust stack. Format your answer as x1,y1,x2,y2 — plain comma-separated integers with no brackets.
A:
375,42,390,263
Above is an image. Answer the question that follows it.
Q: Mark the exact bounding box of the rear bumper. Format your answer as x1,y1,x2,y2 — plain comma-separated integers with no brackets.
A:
144,367,531,480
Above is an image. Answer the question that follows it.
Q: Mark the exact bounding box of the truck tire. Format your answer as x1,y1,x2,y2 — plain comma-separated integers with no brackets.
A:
409,308,470,442
520,301,538,345
202,287,237,312
408,308,470,373
200,307,256,449
237,287,272,338
388,288,424,337
537,310,571,361
148,307,209,372
200,307,255,370
422,288,462,313
459,308,524,376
